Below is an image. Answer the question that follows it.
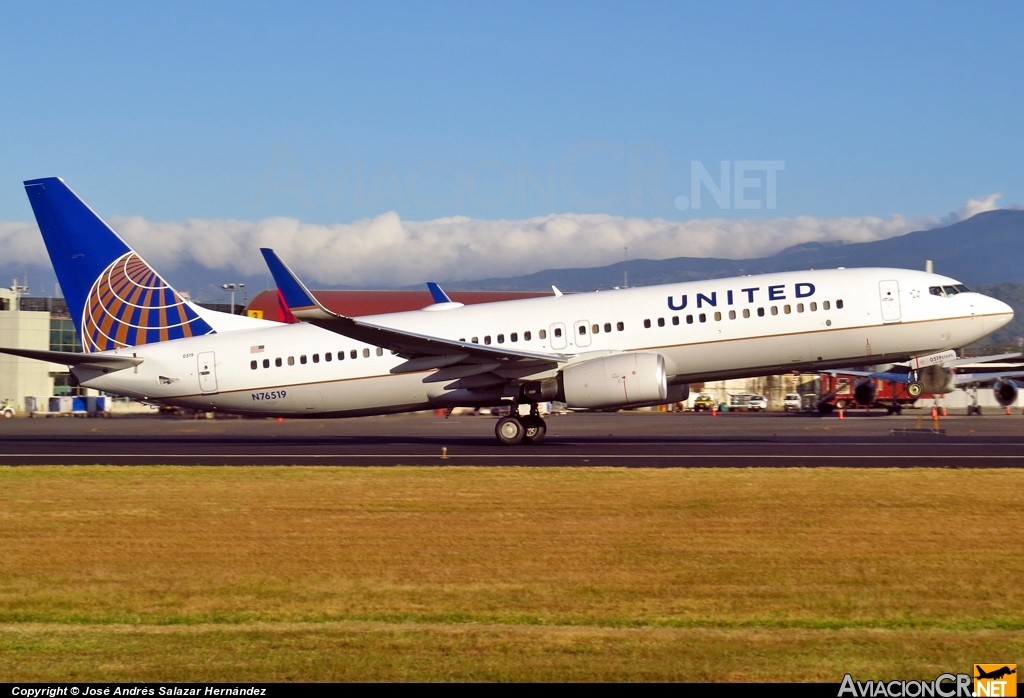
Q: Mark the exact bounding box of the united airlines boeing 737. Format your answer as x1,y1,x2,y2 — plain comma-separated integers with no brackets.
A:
1,178,1014,443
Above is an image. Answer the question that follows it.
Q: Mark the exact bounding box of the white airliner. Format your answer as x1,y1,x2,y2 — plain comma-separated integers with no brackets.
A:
1,177,1014,444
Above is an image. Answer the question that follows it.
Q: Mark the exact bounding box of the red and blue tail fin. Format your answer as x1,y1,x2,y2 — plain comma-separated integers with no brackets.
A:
23,177,216,352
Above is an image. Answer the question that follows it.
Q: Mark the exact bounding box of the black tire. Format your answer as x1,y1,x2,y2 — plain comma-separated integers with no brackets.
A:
495,416,525,445
818,403,835,415
522,416,547,444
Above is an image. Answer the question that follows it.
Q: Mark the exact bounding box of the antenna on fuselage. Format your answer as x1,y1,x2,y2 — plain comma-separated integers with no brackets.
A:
926,260,933,273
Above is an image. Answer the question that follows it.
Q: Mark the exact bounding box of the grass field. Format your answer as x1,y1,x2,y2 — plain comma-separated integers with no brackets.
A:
1,466,1022,681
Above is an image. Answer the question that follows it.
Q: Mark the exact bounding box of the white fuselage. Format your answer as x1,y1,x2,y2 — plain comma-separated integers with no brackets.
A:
75,268,1013,417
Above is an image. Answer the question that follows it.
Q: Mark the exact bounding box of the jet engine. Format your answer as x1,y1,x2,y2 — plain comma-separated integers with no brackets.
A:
993,379,1018,407
522,353,667,409
916,364,955,394
853,379,877,406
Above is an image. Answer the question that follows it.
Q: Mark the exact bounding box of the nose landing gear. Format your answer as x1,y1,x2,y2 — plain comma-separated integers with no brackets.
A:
494,402,547,445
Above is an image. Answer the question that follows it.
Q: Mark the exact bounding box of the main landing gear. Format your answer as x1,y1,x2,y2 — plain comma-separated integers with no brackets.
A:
494,403,547,445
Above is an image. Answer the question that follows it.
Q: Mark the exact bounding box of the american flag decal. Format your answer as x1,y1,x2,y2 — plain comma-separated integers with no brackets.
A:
251,345,265,353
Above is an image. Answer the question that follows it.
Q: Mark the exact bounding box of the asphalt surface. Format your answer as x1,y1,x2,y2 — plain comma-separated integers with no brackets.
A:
2,409,1024,466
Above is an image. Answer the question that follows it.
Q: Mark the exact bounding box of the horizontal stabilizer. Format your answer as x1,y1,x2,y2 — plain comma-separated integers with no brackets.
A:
0,347,143,370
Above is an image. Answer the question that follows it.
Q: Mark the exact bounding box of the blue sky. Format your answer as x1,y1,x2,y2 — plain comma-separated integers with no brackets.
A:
2,0,1022,228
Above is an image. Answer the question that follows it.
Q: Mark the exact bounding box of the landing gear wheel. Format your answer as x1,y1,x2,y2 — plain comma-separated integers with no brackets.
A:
907,382,924,398
835,400,847,410
495,416,525,445
522,416,547,444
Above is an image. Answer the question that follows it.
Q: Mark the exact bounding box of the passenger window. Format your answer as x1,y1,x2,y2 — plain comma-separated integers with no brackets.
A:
497,334,505,343
300,355,307,364
757,307,765,317
604,323,612,332
484,336,492,345
657,318,665,327
671,317,679,326
511,333,518,342
686,315,693,324
525,331,532,340
338,351,345,361
250,360,257,370
784,304,791,314
699,313,706,323
325,353,331,362
591,324,599,334
313,354,319,363
714,311,722,321
771,306,778,315
644,319,651,328
275,358,282,367
363,348,370,357
539,329,547,339
797,303,804,313
728,310,736,320
810,302,817,311
823,301,830,310
553,328,561,338
578,325,587,335
471,337,479,344
263,359,270,368
351,350,357,359
616,322,624,331
836,299,844,309
376,347,383,356
743,309,750,318
288,356,295,366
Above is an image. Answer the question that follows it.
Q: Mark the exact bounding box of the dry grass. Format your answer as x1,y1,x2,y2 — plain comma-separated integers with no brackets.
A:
1,466,1022,681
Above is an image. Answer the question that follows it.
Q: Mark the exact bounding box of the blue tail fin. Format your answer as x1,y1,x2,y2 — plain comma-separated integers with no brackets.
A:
23,177,214,352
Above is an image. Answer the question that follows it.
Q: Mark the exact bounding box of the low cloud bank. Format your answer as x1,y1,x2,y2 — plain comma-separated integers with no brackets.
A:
0,194,1006,287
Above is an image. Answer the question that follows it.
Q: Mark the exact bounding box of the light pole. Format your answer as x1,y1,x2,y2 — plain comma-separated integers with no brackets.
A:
221,283,245,314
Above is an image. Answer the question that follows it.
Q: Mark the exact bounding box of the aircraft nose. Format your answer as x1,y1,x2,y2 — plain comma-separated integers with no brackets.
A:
981,295,1014,331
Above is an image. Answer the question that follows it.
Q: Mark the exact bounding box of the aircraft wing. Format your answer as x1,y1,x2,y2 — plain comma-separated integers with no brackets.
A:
0,347,143,371
825,369,912,384
260,248,570,371
954,370,1024,386
942,352,1021,368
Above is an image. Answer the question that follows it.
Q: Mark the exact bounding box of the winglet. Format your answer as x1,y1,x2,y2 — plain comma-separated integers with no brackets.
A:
260,248,332,319
426,282,452,304
552,285,563,297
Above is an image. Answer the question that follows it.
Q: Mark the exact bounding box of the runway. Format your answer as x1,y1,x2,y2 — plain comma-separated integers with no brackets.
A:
2,410,1024,466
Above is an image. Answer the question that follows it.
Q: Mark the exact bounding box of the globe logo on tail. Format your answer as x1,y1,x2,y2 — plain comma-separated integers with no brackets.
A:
82,252,214,352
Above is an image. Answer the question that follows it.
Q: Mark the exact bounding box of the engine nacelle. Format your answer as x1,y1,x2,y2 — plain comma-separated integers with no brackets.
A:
853,379,877,406
524,353,667,409
993,380,1018,407
916,364,955,394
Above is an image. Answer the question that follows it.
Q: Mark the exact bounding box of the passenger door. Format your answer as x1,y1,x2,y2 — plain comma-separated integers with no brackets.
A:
197,351,218,393
879,280,901,322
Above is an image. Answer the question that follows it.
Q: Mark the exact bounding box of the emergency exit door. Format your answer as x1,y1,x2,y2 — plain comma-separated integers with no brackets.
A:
197,352,218,393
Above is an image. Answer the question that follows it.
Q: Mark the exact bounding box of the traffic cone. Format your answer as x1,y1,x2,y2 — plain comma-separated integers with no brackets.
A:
711,405,717,416
942,407,947,416
1007,407,1012,415
931,406,938,420
838,409,844,420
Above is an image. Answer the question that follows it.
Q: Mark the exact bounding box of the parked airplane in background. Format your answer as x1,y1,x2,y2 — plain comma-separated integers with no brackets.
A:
0,177,1015,443
822,349,1024,415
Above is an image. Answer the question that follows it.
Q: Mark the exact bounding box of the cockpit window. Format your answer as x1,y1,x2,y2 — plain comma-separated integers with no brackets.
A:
929,286,944,296
955,284,970,293
942,285,959,296
930,284,971,297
